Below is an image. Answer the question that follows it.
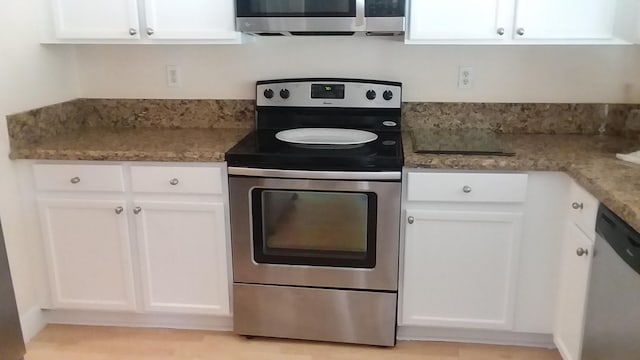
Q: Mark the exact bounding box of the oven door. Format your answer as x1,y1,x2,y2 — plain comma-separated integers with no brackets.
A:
229,173,400,291
236,0,364,33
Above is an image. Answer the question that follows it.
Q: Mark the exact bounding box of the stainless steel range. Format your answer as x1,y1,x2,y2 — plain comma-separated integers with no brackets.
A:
225,78,403,346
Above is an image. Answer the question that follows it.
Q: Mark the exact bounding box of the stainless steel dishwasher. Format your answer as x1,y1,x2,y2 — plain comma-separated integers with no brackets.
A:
582,205,640,360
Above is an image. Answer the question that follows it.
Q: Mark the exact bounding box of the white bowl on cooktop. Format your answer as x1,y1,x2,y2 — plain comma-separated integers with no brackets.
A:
275,128,378,146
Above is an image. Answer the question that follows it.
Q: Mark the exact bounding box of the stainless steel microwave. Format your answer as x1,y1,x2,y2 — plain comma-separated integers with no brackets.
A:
236,0,405,36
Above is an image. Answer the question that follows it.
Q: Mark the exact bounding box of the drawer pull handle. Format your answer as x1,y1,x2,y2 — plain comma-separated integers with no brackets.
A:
169,178,179,186
463,185,472,193
70,177,81,184
133,207,142,215
572,202,584,210
115,206,124,215
408,216,415,224
576,248,589,257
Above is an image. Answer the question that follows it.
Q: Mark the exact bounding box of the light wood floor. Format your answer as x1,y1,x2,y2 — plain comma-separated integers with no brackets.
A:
25,325,562,360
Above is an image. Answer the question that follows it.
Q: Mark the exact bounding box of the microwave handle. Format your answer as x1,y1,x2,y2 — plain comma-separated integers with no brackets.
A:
356,0,366,28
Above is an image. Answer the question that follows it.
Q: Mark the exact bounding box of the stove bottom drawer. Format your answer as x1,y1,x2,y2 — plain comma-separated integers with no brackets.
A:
233,283,397,346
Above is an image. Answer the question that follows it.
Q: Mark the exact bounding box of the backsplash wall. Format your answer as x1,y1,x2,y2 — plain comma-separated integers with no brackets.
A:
7,99,638,149
74,37,640,103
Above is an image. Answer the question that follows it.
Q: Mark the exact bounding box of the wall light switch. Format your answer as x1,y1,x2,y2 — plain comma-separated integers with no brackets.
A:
167,65,182,87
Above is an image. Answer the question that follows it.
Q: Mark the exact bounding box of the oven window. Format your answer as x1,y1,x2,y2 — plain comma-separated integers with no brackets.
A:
237,0,356,17
251,189,377,268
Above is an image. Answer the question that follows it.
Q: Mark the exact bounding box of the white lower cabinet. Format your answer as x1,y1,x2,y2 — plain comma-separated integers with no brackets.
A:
134,201,229,315
35,162,230,316
38,198,136,311
402,209,523,330
553,181,597,360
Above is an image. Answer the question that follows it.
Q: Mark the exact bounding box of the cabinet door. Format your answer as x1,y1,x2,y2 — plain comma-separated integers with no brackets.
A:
554,223,594,360
408,0,515,40
134,201,230,315
514,0,616,40
51,0,140,39
401,209,523,330
39,199,136,310
143,0,238,40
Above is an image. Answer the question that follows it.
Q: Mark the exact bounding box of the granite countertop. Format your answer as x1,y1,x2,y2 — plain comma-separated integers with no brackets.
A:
9,127,251,162
9,126,640,233
404,132,640,233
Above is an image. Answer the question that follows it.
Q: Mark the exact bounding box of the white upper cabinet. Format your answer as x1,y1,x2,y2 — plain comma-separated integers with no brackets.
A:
514,0,616,40
408,0,515,41
407,0,637,44
51,0,140,39
143,0,237,40
44,0,240,43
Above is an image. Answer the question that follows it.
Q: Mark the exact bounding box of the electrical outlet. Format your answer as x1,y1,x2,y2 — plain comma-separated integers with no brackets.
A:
166,65,182,87
458,66,473,89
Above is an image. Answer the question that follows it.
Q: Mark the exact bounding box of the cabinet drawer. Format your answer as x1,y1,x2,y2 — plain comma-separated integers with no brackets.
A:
130,166,222,194
568,182,599,240
34,164,125,192
407,172,529,203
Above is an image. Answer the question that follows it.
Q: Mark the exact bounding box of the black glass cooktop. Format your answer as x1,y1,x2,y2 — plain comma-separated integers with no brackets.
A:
225,130,404,171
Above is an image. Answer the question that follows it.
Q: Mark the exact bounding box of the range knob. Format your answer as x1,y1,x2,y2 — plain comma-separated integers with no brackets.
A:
366,90,377,100
280,89,290,99
263,89,274,99
383,90,394,101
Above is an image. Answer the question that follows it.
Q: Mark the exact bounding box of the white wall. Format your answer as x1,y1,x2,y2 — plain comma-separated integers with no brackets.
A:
0,0,78,339
75,37,640,103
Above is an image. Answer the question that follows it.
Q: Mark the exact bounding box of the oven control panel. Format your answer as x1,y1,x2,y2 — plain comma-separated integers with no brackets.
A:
257,79,402,109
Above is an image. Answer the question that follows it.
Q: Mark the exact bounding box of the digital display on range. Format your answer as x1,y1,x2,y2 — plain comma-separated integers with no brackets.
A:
311,84,345,99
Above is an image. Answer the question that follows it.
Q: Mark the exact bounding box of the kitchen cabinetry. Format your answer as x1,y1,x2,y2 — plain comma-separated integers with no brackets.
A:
407,0,636,44
38,198,136,311
403,208,523,329
408,0,515,41
34,162,231,316
134,201,229,315
44,0,240,43
514,0,616,40
554,181,598,360
399,171,568,345
400,171,527,330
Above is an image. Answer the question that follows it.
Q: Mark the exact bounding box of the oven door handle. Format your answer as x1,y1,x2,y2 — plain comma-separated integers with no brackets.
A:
228,167,401,181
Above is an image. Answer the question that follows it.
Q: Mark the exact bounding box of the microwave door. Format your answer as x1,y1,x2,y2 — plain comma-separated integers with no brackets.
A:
236,0,363,33
236,0,357,18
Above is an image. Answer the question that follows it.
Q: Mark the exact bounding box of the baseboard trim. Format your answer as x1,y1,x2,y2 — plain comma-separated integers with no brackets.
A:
20,307,46,342
44,309,233,332
397,325,556,349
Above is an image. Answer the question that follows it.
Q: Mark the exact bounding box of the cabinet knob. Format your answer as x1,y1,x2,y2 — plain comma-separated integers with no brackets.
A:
572,202,584,210
576,248,589,257
169,178,179,186
70,176,81,184
463,185,472,193
497,27,505,36
115,206,124,215
129,28,138,36
516,28,525,36
146,28,155,36
133,207,142,215
408,216,415,224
